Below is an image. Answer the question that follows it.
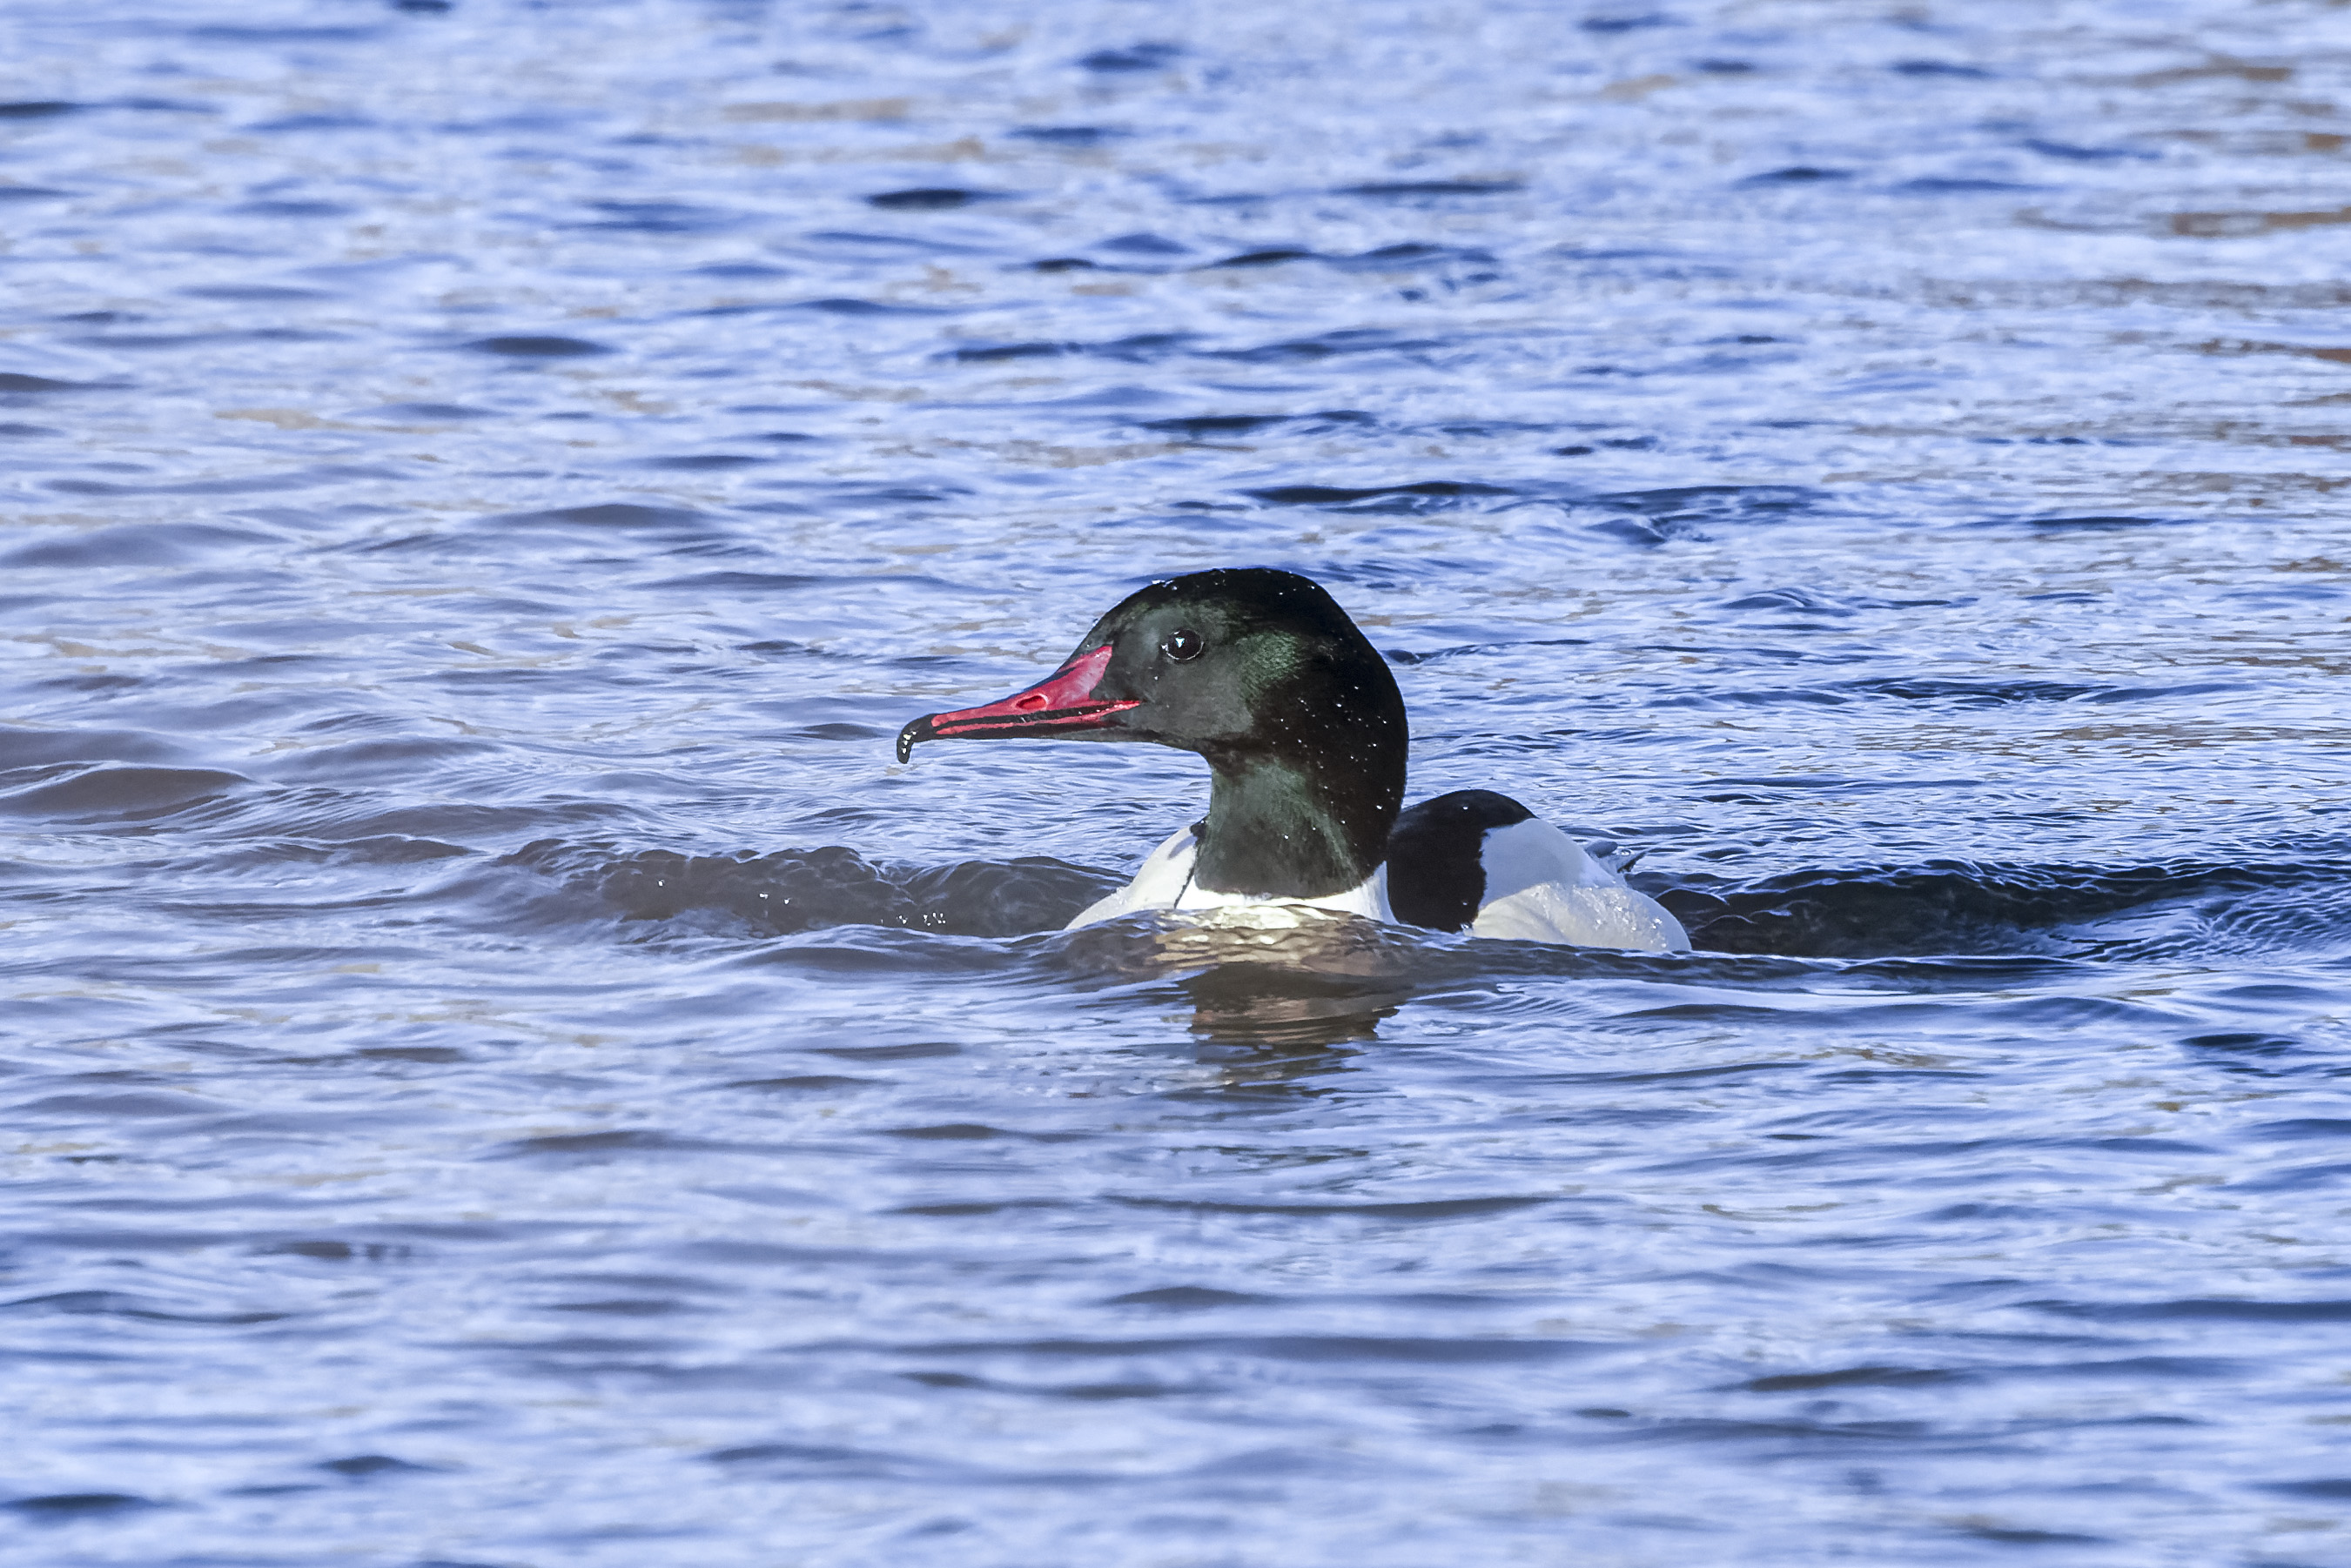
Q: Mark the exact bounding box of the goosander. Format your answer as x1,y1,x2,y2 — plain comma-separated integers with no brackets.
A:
895,567,1688,952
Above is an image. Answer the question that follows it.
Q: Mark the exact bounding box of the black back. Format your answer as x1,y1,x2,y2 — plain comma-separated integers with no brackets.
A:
1385,788,1535,932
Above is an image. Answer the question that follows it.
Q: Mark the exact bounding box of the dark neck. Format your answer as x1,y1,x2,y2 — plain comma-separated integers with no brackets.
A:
1192,744,1405,898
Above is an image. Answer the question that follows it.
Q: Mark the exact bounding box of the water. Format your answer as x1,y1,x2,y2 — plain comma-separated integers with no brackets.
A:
4,1,2350,1562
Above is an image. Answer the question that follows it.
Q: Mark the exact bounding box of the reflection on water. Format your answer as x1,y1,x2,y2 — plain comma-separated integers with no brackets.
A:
4,1,2351,1564
1178,964,1403,1052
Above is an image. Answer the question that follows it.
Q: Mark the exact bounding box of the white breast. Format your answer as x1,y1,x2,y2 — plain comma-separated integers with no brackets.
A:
1065,825,1392,930
1067,818,1686,952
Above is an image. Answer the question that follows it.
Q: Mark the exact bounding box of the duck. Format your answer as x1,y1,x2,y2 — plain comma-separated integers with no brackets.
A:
894,566,1689,951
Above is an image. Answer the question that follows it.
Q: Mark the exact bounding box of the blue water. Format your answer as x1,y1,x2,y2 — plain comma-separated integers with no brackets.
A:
4,2,2351,1563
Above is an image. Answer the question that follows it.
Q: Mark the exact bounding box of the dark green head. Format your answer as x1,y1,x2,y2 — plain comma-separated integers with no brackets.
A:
897,567,1410,896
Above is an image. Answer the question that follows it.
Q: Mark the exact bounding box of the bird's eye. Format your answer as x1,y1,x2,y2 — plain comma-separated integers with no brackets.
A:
1162,627,1204,662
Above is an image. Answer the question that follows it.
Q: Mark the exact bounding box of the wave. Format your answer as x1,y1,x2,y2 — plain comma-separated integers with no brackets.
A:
508,839,1118,940
1658,855,2351,960
504,841,2351,982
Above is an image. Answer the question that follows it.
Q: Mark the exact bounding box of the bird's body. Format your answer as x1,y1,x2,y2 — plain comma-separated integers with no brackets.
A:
897,568,1687,953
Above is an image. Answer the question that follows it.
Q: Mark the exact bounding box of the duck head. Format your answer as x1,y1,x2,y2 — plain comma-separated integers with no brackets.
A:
897,567,1408,899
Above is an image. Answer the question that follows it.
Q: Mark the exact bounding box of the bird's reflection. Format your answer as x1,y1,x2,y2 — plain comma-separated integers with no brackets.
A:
1052,907,1422,1084
1179,962,1401,1049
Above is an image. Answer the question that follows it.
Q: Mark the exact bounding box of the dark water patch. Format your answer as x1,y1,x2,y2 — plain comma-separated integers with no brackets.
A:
1247,480,1514,508
50,466,397,499
950,340,1070,362
1079,43,1181,72
1206,246,1317,268
1955,1524,2109,1546
1838,677,2115,706
729,1075,878,1093
2247,1117,2351,1140
0,184,74,201
5,1492,161,1518
868,188,1004,211
901,1370,1193,1400
2182,1031,2305,1061
1571,484,1824,546
1099,231,1189,256
950,330,1196,363
493,1129,731,1160
73,328,336,351
648,569,821,593
1110,1286,1272,1310
480,501,709,532
795,230,993,259
1738,1365,1968,1392
0,764,251,823
318,1453,437,1478
0,519,278,569
2029,1297,2351,1323
578,199,737,233
706,1440,925,1475
1893,60,1994,78
1332,180,1526,198
186,23,381,43
463,334,609,358
897,1332,1600,1365
13,1087,221,1119
1212,327,1445,364
1332,242,1500,272
883,1122,1085,1142
248,111,375,133
790,296,957,317
1385,636,1589,666
1115,1194,1551,1221
1719,586,1860,617
0,727,197,768
1012,125,1128,145
1141,412,1291,439
256,1239,416,1261
0,421,61,436
1978,512,2186,532
2265,1478,2351,1501
231,198,353,218
181,282,332,301
638,452,765,470
1895,178,2039,195
2025,137,2156,162
353,400,496,420
1739,166,1854,184
0,372,105,392
3,1290,288,1325
0,101,81,118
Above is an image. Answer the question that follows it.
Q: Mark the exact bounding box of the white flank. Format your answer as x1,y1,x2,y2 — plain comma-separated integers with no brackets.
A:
1467,819,1689,951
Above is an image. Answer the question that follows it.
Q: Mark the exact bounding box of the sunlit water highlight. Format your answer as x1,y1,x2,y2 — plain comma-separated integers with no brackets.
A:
3,2,2350,1564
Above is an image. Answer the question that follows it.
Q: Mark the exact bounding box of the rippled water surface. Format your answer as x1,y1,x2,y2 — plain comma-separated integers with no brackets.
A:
6,1,2351,1562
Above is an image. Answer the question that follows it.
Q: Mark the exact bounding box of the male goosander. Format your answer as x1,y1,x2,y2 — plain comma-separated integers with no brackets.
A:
895,567,1688,952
